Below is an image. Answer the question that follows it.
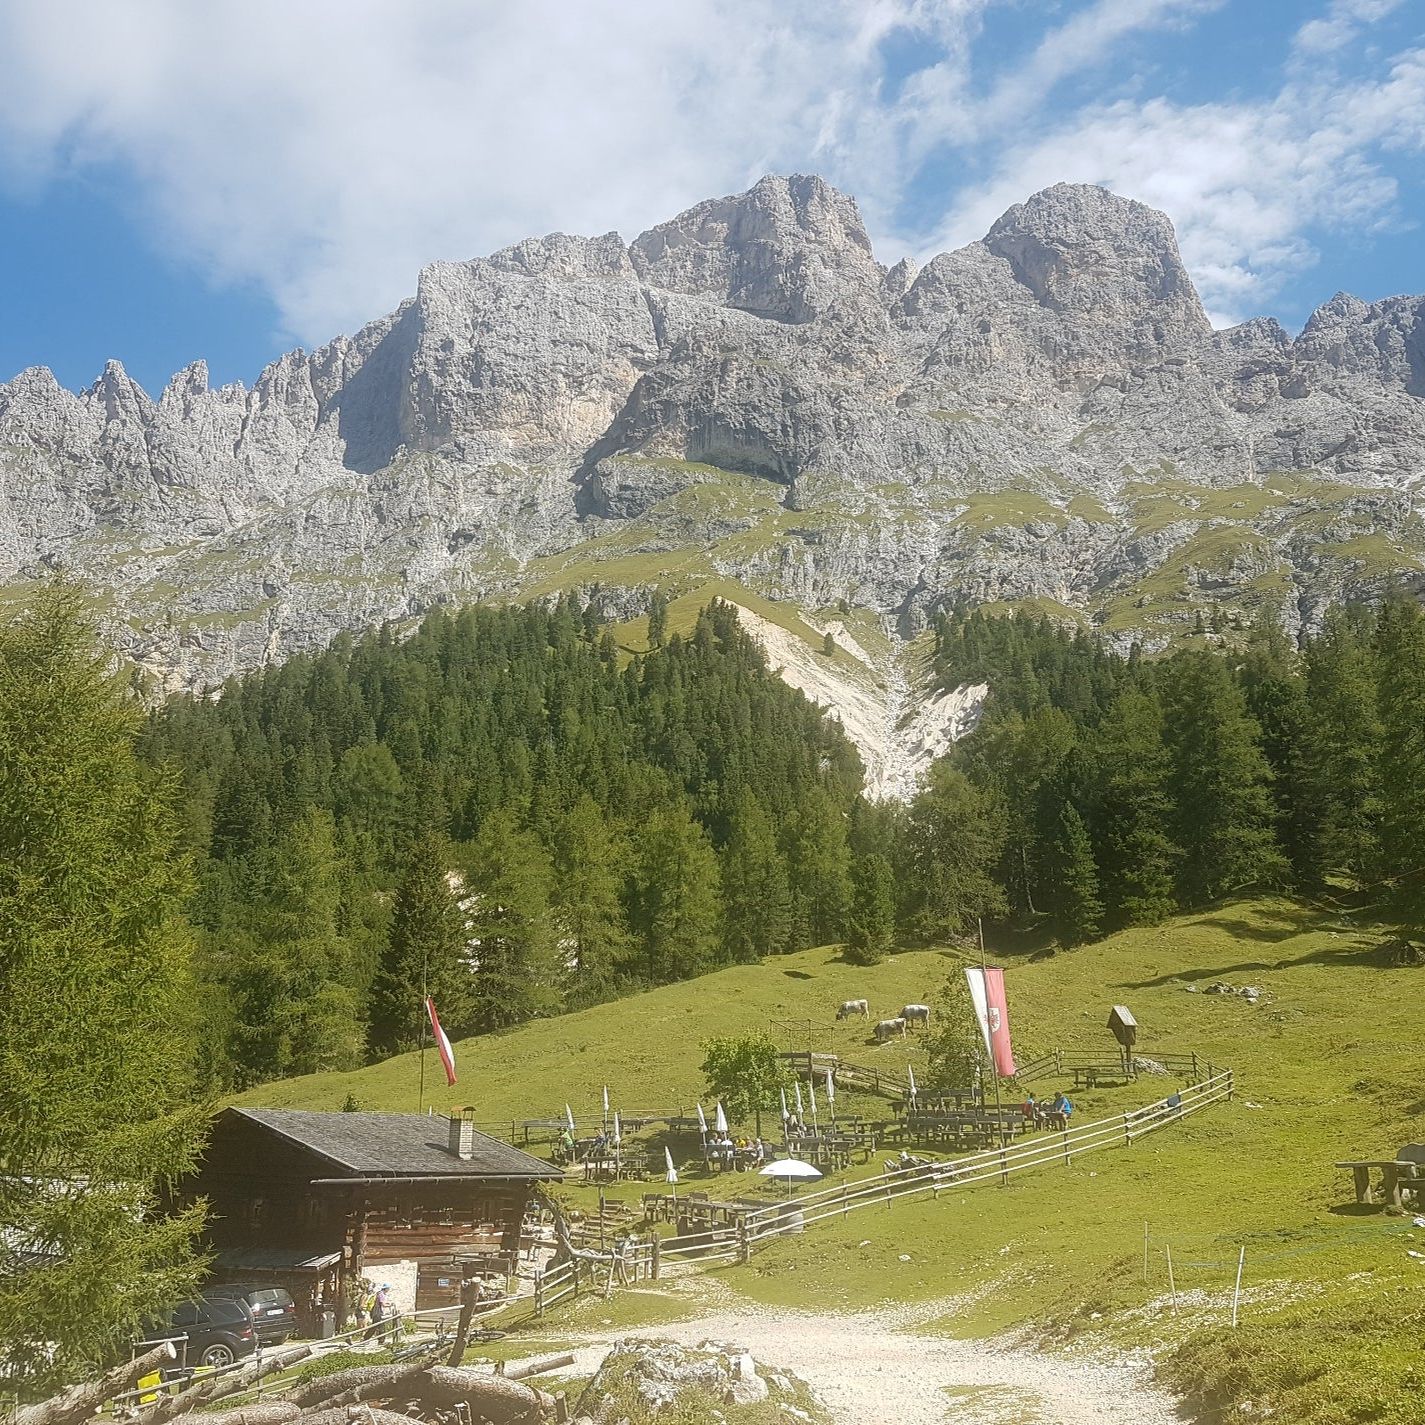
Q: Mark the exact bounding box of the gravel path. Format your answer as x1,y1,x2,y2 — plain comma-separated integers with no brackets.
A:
566,1288,1186,1425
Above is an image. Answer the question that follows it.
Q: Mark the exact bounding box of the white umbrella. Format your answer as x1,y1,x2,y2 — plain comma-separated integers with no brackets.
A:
664,1146,678,1184
779,1087,789,1123
715,1101,729,1134
602,1085,610,1118
907,1064,918,1106
612,1110,622,1146
696,1101,708,1136
565,1103,576,1133
794,1082,804,1118
759,1157,823,1197
808,1078,819,1127
825,1069,835,1103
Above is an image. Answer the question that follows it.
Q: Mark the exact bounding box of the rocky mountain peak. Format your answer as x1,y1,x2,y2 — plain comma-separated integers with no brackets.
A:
629,172,882,323
984,181,1210,341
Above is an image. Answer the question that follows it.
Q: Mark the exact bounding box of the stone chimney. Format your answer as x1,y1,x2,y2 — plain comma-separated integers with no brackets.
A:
447,1106,477,1159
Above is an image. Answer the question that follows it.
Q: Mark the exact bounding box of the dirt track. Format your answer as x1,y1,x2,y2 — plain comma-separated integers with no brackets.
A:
568,1287,1184,1425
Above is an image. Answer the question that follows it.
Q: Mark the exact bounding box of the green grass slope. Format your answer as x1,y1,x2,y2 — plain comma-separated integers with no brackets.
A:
235,898,1425,1423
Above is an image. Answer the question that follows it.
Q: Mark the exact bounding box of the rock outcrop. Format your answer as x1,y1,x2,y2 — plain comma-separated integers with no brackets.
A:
2,173,1423,735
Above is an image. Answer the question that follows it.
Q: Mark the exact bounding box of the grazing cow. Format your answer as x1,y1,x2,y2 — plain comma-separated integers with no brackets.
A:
875,1016,907,1043
837,998,870,1020
901,1003,931,1029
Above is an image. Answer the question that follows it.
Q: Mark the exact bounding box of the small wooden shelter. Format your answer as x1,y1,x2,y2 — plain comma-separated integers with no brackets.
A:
187,1107,561,1330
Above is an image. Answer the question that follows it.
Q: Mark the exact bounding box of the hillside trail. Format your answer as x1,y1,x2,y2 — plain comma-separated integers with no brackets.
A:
562,1280,1186,1425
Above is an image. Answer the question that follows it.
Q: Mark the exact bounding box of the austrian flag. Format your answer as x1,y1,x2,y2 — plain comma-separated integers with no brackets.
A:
426,997,457,1086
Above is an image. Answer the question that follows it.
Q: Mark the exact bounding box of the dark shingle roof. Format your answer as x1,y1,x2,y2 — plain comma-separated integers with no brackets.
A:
229,1108,562,1181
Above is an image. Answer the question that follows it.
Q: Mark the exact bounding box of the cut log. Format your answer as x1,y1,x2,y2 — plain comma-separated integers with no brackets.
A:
142,1344,315,1424
413,1367,552,1422
192,1405,302,1425
290,1408,412,1425
286,1365,428,1411
15,1342,177,1425
504,1355,576,1381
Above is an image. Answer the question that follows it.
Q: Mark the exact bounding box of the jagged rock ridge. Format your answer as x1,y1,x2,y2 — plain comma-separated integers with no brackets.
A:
2,173,1423,722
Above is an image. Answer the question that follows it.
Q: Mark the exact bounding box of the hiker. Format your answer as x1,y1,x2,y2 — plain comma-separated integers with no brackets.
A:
368,1282,396,1342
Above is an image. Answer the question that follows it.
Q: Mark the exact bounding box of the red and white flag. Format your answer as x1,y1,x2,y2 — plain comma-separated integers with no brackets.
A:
426,997,457,1086
964,966,1016,1077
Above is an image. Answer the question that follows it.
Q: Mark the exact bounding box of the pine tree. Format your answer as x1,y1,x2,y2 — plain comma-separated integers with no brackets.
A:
631,804,723,982
783,788,853,945
844,853,896,964
1047,803,1104,946
368,833,472,1056
1375,594,1425,895
466,810,561,1029
552,794,632,1003
721,792,791,961
1090,688,1180,926
1161,652,1286,904
647,589,669,649
1297,610,1382,885
904,763,1007,937
237,808,364,1078
0,585,207,1395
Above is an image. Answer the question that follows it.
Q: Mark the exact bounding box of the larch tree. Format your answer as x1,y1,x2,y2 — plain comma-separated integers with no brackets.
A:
631,804,723,983
466,810,561,1029
0,585,208,1397
368,833,472,1055
552,794,632,1004
1161,652,1286,904
1047,803,1104,946
844,853,896,965
721,792,791,962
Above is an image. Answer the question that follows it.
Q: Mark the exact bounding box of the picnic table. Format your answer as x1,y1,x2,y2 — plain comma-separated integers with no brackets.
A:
582,1151,650,1183
1336,1148,1425,1209
901,1109,1027,1146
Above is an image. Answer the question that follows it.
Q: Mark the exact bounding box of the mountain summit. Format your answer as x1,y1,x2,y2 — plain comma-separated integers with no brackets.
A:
1,174,1422,704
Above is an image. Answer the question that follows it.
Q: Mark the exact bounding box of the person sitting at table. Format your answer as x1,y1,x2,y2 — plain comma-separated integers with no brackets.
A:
1051,1092,1073,1123
1022,1092,1037,1120
750,1137,766,1166
589,1130,609,1160
556,1126,576,1164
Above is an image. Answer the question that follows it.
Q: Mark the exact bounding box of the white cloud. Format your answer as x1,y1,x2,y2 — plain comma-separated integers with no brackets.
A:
0,0,1419,359
0,0,978,348
927,40,1425,326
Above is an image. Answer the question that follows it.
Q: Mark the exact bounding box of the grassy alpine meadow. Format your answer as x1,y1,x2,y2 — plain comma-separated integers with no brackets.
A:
235,896,1425,1422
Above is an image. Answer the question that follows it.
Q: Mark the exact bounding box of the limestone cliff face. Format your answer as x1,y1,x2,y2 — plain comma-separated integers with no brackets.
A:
2,174,1423,702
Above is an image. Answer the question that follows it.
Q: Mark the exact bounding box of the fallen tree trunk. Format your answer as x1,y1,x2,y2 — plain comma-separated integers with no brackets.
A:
141,1344,316,1423
410,1367,552,1423
188,1405,302,1425
16,1342,177,1425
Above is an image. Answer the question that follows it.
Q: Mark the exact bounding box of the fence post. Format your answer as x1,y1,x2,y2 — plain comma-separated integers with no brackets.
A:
999,1149,1008,1187
1062,1128,1071,1167
1231,1246,1245,1327
738,1220,750,1263
534,1269,543,1317
842,1183,849,1217
1124,1112,1132,1146
651,1235,660,1280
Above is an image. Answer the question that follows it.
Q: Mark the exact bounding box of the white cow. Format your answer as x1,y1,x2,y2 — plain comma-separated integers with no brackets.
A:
875,1016,907,1043
837,998,870,1020
901,1003,931,1029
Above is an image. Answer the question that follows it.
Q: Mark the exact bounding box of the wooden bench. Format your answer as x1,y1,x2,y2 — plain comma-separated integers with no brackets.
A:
1336,1144,1425,1209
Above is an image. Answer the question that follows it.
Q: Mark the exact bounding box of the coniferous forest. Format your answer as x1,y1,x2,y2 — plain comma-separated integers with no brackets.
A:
134,590,1425,1091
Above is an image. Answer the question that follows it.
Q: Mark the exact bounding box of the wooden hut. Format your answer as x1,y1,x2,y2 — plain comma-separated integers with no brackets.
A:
187,1107,562,1330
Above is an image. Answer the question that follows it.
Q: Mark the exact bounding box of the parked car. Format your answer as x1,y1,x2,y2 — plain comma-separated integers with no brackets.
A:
202,1284,298,1345
147,1295,258,1368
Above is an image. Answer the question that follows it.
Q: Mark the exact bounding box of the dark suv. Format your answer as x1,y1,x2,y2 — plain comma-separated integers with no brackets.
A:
148,1296,257,1368
202,1284,298,1345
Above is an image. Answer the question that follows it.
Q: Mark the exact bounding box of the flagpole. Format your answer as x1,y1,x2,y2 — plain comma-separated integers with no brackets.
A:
418,945,428,1115
979,916,1006,1149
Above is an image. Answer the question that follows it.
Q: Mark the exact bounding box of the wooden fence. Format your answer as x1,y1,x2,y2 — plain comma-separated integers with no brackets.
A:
517,1066,1234,1318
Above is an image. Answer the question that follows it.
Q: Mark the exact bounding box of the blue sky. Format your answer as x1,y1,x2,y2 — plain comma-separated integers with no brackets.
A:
0,0,1421,395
